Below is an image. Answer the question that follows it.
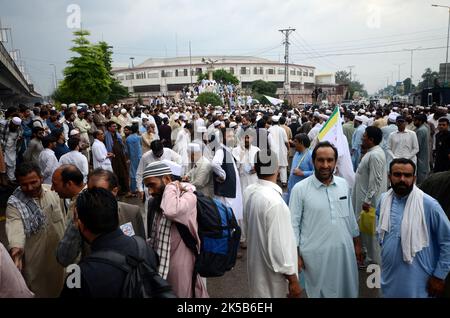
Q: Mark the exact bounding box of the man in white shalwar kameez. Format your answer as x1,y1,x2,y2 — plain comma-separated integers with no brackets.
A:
243,151,301,298
268,116,289,186
289,141,362,298
172,125,191,175
232,134,260,246
38,135,60,185
91,130,113,171
211,129,243,223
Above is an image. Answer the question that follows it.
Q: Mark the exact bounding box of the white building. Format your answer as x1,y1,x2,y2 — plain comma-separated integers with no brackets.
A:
112,56,316,98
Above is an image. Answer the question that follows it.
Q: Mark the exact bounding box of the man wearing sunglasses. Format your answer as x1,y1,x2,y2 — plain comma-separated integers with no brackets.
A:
376,158,450,298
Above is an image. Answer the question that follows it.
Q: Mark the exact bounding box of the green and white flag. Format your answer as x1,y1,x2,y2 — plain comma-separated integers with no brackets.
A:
317,106,355,188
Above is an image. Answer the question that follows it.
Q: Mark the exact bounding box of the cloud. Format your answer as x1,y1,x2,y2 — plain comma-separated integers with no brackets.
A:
1,0,446,95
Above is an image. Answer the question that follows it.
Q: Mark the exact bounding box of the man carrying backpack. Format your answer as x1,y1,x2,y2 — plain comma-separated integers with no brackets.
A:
60,188,174,298
144,161,209,298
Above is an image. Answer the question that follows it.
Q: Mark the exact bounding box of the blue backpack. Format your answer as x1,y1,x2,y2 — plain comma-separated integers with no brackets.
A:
175,191,241,279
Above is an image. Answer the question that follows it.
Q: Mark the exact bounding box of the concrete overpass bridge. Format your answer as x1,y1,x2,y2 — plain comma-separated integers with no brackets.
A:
0,41,41,108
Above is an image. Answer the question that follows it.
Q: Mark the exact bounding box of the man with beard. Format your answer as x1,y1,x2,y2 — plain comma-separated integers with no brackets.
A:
352,126,387,266
93,104,106,132
104,121,131,197
414,114,430,184
6,163,65,297
433,117,450,173
377,158,450,298
289,141,363,298
23,126,44,166
143,161,209,298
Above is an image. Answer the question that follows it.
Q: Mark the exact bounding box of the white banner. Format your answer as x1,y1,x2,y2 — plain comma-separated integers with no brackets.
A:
264,95,284,105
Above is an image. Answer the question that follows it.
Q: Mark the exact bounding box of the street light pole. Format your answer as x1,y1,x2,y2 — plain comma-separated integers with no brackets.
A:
432,4,450,84
50,63,57,90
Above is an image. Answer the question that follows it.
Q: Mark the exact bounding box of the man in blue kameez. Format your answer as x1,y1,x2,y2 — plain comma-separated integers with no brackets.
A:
351,116,366,171
290,141,363,298
377,158,450,298
125,124,142,195
287,133,313,204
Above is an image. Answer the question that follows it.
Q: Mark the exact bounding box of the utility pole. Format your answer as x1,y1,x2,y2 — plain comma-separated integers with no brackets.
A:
279,27,296,100
394,63,405,82
432,4,450,84
347,65,355,81
50,64,57,90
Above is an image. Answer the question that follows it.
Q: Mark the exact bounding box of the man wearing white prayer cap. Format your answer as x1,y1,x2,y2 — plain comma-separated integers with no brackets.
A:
271,115,280,123
160,159,183,180
2,117,23,181
142,161,209,298
380,113,399,162
184,143,214,197
352,115,367,171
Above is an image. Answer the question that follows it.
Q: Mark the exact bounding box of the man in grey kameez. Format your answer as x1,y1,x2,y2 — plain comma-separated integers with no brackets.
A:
352,126,387,265
414,114,430,185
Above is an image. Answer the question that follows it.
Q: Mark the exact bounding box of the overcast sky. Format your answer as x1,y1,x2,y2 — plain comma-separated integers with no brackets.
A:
1,0,448,96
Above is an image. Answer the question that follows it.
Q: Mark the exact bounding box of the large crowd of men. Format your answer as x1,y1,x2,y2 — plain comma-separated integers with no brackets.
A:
0,94,449,298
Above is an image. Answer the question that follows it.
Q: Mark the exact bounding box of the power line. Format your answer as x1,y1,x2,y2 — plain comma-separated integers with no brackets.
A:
294,35,446,55
295,45,447,59
291,31,340,70
304,26,447,48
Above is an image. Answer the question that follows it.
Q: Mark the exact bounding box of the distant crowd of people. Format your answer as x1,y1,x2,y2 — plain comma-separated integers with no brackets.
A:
0,98,449,298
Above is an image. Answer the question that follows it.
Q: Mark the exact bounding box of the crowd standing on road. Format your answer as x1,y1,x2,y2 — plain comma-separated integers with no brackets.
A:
0,94,450,298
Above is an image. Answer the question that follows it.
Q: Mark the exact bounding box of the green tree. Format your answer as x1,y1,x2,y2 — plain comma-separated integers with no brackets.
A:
197,69,239,85
348,81,368,98
403,78,414,94
137,94,143,105
249,80,277,104
196,92,223,106
251,80,277,97
54,30,111,104
335,70,351,85
418,68,440,89
98,41,129,104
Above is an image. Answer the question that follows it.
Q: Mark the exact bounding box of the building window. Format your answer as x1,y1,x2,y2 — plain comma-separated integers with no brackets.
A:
161,70,173,78
309,72,314,77
135,72,146,80
303,71,308,76
229,67,234,75
297,70,301,76
195,68,203,75
278,68,285,75
117,75,125,81
175,69,179,77
147,72,159,78
183,69,188,76
253,67,263,75
125,74,135,80
240,67,248,75
290,69,296,76
266,68,275,75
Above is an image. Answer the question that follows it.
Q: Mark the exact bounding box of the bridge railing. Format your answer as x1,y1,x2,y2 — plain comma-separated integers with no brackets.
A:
0,40,31,93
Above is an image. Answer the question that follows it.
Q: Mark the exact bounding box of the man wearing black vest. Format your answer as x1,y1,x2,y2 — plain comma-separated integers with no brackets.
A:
211,128,243,242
